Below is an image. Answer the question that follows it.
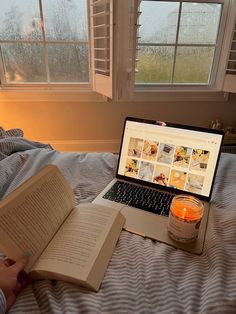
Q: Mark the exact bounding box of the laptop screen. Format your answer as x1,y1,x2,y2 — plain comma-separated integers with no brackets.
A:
117,117,224,200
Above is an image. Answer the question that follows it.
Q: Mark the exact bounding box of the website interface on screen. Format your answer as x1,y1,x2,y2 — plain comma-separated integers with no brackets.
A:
118,120,223,197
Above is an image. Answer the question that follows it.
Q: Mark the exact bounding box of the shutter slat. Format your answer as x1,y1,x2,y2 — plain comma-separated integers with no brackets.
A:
94,36,109,40
94,68,109,73
92,11,109,18
91,0,108,7
90,0,113,98
223,7,236,93
91,24,109,29
94,58,110,62
226,16,236,74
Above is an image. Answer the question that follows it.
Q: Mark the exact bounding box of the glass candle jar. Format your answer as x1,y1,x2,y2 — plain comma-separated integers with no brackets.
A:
167,195,204,243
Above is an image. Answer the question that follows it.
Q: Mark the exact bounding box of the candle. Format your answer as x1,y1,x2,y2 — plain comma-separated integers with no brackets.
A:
167,195,204,243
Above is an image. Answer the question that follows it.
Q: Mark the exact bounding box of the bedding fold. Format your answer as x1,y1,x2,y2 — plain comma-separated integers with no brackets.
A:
0,138,235,313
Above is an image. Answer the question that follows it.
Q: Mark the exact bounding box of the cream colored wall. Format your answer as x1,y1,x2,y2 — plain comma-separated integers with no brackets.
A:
0,93,236,152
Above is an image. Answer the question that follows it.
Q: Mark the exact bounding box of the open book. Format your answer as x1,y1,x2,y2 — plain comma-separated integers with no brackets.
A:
0,165,125,291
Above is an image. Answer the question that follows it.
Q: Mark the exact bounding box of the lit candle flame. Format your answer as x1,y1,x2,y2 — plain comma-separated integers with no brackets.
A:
182,207,187,219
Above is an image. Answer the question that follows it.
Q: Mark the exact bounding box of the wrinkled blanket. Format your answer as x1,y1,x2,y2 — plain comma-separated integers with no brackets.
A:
0,132,236,314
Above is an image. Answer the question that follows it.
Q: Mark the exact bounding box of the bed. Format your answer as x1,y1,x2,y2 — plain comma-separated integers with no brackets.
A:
1,128,236,314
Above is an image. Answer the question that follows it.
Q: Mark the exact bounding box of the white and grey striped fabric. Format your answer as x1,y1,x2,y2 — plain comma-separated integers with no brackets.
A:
0,135,236,314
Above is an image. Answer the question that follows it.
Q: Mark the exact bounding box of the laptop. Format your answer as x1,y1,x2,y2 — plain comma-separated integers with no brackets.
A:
93,117,224,254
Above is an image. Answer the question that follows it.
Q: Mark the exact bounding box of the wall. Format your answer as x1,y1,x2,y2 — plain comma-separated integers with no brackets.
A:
0,92,236,152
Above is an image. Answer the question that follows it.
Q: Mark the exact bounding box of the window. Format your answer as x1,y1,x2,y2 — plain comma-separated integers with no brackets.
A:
136,1,222,85
0,0,235,100
0,0,89,84
112,0,236,101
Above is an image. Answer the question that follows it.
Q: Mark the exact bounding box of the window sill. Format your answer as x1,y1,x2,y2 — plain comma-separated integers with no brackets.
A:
0,86,229,103
0,87,106,102
132,89,229,102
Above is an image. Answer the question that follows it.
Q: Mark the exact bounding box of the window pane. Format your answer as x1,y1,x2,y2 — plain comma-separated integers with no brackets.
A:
136,46,174,83
174,47,215,83
139,1,179,44
1,43,47,82
136,1,222,86
0,0,42,40
47,44,89,82
178,3,222,44
43,0,88,41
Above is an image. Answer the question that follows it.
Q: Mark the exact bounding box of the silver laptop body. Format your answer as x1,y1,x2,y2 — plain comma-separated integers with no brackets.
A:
93,117,224,254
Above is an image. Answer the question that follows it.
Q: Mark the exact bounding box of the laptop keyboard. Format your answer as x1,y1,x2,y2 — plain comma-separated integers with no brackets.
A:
103,181,174,217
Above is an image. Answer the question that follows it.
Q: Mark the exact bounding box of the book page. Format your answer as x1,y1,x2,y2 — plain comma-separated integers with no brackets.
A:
31,203,124,287
0,165,75,269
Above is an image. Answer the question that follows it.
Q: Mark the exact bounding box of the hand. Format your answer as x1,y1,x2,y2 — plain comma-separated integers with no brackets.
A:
0,257,30,311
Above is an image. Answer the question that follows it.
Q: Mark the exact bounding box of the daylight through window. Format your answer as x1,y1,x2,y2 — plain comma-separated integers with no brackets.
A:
136,0,222,85
0,0,89,84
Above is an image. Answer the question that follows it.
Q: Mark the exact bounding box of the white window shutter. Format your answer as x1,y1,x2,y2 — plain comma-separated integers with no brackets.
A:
223,3,236,93
113,0,140,101
89,0,113,98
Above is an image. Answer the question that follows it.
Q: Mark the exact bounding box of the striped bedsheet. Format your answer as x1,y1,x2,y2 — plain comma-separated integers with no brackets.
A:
0,135,236,313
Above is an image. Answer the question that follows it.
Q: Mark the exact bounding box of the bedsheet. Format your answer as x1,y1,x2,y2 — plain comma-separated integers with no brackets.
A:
0,135,236,314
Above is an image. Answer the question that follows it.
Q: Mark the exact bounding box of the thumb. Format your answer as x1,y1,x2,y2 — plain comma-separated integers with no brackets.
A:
6,292,16,311
9,257,28,274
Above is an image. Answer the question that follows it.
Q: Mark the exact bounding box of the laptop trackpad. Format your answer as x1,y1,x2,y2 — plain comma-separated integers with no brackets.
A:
121,205,168,241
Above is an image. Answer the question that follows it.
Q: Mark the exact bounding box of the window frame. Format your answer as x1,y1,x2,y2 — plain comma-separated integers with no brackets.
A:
129,0,234,101
0,0,235,103
111,0,236,102
0,0,92,89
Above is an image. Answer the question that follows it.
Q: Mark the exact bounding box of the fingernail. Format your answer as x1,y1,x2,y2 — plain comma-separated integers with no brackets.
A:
23,251,32,257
